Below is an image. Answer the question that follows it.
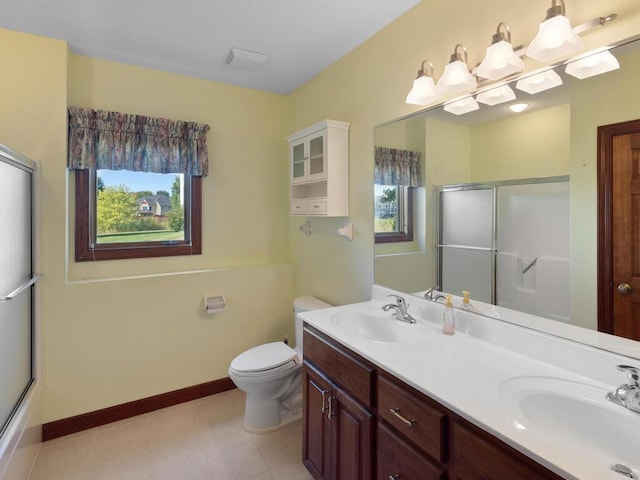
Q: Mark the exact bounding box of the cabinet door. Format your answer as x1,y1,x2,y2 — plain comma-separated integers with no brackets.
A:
307,133,327,181
303,367,332,479
451,421,563,480
330,388,374,480
291,140,307,183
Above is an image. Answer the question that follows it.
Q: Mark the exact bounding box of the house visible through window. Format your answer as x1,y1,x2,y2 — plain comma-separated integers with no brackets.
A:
374,184,413,243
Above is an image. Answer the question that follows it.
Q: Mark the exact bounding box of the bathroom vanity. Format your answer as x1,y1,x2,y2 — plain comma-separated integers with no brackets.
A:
300,286,640,480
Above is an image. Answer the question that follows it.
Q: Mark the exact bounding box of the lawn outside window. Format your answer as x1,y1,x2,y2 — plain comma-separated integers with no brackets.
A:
374,184,414,243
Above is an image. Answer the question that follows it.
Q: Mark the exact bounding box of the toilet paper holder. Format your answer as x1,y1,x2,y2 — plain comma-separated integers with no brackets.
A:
204,295,226,314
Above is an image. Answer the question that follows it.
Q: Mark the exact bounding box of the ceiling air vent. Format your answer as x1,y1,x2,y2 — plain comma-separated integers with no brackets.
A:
226,48,268,71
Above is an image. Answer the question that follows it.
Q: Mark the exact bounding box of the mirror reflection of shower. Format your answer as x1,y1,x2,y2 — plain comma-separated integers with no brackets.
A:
437,177,570,322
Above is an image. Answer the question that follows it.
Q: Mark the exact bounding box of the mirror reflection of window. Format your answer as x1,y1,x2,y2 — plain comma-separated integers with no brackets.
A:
374,184,413,243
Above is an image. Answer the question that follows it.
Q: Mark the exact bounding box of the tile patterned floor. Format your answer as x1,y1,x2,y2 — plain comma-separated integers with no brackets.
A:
28,389,314,480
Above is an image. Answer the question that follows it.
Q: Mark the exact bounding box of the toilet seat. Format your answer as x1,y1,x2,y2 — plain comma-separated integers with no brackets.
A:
230,341,300,378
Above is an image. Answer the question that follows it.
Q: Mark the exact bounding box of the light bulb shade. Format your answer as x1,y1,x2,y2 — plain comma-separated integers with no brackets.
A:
443,97,480,116
406,75,442,106
477,41,525,80
516,69,563,94
527,15,583,62
565,50,620,79
476,85,516,106
436,60,477,94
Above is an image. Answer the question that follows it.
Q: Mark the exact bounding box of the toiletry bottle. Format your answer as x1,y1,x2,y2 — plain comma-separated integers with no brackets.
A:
442,294,455,335
460,290,475,312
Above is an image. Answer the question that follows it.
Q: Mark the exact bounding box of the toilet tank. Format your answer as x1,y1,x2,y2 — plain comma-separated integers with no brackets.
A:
294,296,332,354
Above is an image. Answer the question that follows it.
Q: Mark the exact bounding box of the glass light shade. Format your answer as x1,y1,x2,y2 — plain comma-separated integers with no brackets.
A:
406,75,442,106
436,61,477,94
565,50,620,79
527,15,583,62
515,69,563,94
443,97,479,116
477,41,525,80
508,103,529,113
476,85,516,106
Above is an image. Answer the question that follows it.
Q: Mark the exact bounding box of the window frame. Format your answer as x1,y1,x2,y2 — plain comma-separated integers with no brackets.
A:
375,185,414,244
74,169,202,261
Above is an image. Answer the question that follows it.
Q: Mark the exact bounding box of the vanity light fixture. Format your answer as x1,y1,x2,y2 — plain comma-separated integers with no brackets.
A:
443,96,480,116
436,44,477,94
406,61,442,106
526,0,583,62
515,69,563,94
565,50,620,79
477,23,525,81
508,103,529,113
476,85,516,106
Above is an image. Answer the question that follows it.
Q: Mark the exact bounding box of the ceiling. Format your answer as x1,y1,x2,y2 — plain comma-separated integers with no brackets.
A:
1,0,421,94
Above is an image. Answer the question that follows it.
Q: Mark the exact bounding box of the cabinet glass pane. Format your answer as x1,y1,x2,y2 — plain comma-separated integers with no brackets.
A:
309,136,324,175
293,161,305,179
293,143,305,162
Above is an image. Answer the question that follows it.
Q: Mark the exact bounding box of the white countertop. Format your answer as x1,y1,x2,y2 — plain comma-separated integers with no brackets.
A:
300,285,640,480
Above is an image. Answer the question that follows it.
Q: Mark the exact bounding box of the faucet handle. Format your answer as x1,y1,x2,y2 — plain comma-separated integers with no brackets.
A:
386,294,406,308
616,365,640,386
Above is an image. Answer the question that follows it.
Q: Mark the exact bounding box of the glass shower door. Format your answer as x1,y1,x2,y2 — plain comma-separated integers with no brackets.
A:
0,151,34,438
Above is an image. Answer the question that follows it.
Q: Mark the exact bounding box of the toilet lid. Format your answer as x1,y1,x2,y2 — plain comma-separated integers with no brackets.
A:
230,341,299,374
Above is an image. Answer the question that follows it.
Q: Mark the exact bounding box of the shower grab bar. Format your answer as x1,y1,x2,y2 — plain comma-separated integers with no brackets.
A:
0,274,41,302
521,258,538,274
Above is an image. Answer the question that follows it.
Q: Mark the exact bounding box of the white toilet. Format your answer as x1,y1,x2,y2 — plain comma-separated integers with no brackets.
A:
228,296,332,433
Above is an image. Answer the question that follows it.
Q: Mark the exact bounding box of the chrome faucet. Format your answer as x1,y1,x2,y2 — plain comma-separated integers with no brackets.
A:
606,365,640,413
381,294,417,324
424,286,446,303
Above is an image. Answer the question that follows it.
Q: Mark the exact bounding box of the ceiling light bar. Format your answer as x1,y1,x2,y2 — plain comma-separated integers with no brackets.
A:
515,69,563,94
565,50,620,79
477,23,525,81
436,44,477,94
443,96,480,116
526,0,583,62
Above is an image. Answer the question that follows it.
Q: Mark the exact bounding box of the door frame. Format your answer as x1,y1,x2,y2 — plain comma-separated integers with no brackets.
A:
597,118,640,333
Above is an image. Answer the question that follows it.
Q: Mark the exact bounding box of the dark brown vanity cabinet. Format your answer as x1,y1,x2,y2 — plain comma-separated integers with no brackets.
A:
303,327,375,480
302,324,565,480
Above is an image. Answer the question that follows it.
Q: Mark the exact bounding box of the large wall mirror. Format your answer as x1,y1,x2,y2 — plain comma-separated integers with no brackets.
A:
374,34,640,359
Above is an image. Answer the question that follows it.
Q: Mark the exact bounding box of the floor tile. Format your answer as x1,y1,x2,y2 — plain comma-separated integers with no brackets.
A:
28,390,309,480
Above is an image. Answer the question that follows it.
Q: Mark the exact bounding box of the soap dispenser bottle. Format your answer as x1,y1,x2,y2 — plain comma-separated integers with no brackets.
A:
460,290,475,312
442,294,455,335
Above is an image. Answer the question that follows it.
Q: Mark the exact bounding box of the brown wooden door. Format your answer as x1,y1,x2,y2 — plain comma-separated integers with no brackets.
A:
598,120,640,340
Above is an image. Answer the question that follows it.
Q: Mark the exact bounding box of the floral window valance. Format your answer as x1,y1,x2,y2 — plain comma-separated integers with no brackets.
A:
374,146,422,187
67,107,211,176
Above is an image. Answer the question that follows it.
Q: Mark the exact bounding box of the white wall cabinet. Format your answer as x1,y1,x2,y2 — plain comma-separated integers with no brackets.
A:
287,119,349,216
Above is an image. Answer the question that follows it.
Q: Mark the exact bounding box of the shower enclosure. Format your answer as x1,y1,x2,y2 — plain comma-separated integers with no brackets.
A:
437,176,570,322
0,145,37,443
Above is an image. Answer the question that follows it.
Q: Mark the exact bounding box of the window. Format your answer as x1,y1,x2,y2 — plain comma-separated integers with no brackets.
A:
374,184,414,243
75,169,201,261
68,106,209,262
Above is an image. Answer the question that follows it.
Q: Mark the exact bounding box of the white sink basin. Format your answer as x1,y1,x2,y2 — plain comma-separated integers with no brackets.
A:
330,309,436,343
499,376,640,472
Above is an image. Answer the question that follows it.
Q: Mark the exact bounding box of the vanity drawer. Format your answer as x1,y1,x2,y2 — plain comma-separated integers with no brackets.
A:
303,326,375,408
378,374,447,463
377,421,446,480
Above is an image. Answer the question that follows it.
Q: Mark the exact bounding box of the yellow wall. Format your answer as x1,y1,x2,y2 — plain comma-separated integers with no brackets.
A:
1,0,640,429
289,0,640,313
1,28,295,423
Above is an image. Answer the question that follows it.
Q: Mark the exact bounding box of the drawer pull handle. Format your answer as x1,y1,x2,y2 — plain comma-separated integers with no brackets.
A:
389,408,415,428
389,476,399,480
328,395,335,419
